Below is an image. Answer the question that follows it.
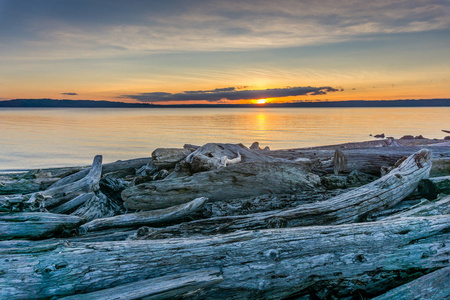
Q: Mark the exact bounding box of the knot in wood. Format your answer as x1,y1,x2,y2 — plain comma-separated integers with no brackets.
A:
264,249,279,261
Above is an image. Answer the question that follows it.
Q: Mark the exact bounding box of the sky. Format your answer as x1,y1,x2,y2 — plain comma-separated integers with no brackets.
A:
0,0,449,104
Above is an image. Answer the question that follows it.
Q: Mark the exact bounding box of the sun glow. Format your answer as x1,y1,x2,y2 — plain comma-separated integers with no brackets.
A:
256,99,267,104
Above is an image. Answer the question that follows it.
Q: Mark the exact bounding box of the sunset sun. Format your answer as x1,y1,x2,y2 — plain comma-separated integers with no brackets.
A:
256,99,267,104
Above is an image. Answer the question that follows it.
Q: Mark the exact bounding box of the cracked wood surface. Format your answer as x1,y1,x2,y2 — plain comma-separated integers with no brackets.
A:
0,215,448,299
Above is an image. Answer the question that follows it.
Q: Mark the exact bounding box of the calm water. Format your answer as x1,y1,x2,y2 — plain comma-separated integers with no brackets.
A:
0,107,449,170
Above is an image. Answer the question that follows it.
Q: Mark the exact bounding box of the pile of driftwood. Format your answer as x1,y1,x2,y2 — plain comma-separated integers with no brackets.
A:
0,137,449,299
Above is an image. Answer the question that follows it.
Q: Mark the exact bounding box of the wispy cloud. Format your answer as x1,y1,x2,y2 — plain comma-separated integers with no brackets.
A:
1,0,448,59
124,86,340,102
61,92,78,96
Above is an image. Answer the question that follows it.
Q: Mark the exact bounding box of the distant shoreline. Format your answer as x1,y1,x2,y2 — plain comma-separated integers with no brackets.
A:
1,98,450,108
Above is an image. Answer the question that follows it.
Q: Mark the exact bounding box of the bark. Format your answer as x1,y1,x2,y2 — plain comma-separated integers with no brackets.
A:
0,212,84,240
0,216,448,299
59,268,223,300
122,161,318,210
139,149,432,238
372,267,450,300
79,197,209,233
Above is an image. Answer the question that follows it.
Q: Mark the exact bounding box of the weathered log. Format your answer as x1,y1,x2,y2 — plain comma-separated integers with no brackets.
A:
0,216,448,299
140,149,432,238
430,175,450,195
269,146,450,176
382,195,450,220
71,191,123,222
0,174,60,195
50,192,96,214
42,155,103,208
48,157,152,189
122,161,318,210
183,143,281,173
79,197,208,233
59,268,223,300
0,212,84,240
372,267,450,300
152,148,191,167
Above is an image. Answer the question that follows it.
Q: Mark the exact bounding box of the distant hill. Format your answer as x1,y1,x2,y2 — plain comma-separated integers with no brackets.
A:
0,99,154,108
0,98,449,108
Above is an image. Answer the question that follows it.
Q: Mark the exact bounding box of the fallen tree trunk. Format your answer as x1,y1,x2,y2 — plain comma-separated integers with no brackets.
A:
139,149,432,238
0,212,84,240
381,195,450,220
59,268,223,300
50,193,96,214
42,155,103,208
0,215,448,299
79,197,208,233
122,161,318,210
372,266,450,300
269,146,450,176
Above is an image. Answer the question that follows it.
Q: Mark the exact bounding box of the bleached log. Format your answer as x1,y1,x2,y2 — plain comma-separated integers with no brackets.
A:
42,155,102,208
381,195,450,220
122,161,317,210
0,212,84,240
269,146,450,176
71,191,122,222
50,193,96,214
79,197,208,233
140,149,432,238
372,267,450,300
183,143,281,173
59,268,223,300
152,148,192,167
0,216,448,299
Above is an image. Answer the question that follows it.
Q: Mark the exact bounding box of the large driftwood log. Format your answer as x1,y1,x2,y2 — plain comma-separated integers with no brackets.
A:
372,267,450,300
0,212,84,240
122,161,318,210
269,146,450,176
41,155,102,208
152,148,192,167
50,192,96,214
381,195,450,220
140,149,432,238
79,197,208,233
60,268,223,300
430,175,450,195
0,216,448,299
182,143,281,173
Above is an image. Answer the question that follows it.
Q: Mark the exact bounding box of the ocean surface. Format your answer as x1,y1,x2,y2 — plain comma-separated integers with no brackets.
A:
0,107,449,170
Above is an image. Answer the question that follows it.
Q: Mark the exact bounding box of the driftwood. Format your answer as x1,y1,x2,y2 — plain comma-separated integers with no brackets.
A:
139,149,432,238
0,212,84,240
50,192,96,214
182,143,280,173
79,197,208,233
0,215,448,299
430,175,450,195
42,155,103,208
60,268,223,300
122,161,318,210
372,267,450,300
152,148,192,167
269,146,450,176
71,191,123,222
382,195,450,220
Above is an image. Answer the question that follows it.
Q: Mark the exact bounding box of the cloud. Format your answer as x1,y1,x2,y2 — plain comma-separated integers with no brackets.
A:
0,0,448,59
124,86,340,103
61,92,78,95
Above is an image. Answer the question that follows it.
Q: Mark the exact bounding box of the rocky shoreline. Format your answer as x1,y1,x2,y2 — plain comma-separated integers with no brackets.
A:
1,136,449,299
